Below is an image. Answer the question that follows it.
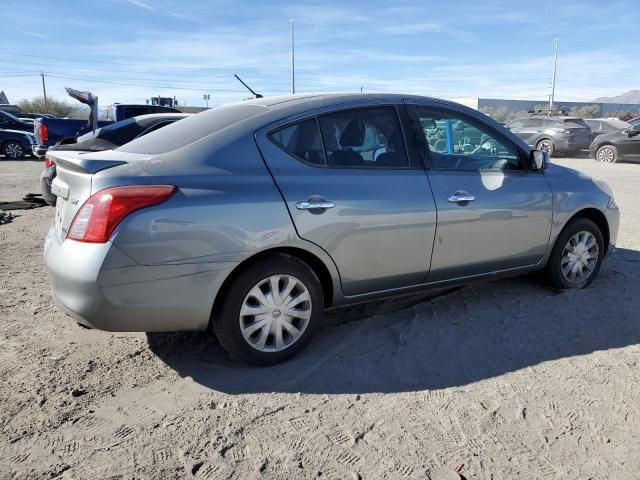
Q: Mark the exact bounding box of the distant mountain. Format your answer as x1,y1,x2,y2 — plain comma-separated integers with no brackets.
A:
594,90,640,103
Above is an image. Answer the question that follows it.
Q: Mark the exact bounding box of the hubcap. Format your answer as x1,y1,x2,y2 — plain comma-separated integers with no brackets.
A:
239,275,312,352
5,143,23,159
597,147,615,163
537,140,552,154
560,231,599,284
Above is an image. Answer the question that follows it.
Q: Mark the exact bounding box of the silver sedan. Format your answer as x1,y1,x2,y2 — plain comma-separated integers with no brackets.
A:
44,94,619,365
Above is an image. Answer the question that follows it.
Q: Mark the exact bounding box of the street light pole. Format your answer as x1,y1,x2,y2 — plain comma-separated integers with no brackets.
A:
549,39,559,111
290,19,295,94
41,72,48,108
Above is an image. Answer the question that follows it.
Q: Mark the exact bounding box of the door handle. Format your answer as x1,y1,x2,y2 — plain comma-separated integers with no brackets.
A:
447,191,475,203
296,199,335,210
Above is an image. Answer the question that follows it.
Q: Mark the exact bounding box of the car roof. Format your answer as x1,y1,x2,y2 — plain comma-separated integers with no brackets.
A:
118,92,532,156
242,92,466,111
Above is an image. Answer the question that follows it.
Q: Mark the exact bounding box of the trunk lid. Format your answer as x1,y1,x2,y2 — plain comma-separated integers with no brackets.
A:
48,150,127,243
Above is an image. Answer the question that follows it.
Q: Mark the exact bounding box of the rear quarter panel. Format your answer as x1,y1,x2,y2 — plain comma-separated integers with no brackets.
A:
102,128,309,266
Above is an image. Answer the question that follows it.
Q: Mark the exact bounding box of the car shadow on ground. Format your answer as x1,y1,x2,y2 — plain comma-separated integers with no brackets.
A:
147,247,640,395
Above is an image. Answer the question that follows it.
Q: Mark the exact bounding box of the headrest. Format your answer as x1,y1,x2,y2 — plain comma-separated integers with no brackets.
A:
339,118,365,147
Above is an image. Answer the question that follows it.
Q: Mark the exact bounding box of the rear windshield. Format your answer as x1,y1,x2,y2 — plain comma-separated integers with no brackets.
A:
117,104,266,154
563,119,589,128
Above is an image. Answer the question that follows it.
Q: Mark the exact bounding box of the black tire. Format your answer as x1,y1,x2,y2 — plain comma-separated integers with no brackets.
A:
213,254,324,365
595,145,618,163
2,141,26,160
545,218,604,290
535,138,555,157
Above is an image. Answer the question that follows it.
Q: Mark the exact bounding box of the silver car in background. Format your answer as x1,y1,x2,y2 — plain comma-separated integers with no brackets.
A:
44,94,619,365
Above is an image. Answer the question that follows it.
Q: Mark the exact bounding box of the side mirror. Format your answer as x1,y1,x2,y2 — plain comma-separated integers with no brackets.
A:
529,149,550,171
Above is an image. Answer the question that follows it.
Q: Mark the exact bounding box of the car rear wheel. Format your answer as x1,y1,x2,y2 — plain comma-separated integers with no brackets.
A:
535,139,555,156
545,218,604,290
596,145,617,163
213,254,324,365
2,141,25,160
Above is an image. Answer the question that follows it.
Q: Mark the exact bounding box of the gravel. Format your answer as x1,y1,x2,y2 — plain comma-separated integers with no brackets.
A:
1,157,639,479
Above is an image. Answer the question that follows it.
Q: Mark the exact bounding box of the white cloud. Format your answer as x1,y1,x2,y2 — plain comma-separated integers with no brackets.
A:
125,0,155,11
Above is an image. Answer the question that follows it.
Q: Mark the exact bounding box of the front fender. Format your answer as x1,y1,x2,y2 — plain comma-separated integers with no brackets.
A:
542,163,612,260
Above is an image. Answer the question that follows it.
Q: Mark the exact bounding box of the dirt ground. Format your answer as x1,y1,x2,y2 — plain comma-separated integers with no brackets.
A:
1,157,639,480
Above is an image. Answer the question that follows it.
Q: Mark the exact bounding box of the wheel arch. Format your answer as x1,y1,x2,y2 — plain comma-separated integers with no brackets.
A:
210,246,336,327
565,207,610,254
535,136,554,146
2,138,27,150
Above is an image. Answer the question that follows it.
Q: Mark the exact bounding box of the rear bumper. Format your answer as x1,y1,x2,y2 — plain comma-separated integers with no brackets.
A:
39,166,57,206
44,227,235,332
32,145,48,158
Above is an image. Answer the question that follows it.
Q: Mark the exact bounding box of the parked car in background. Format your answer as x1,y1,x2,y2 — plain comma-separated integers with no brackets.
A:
507,116,593,156
0,128,36,159
0,104,22,115
590,122,640,163
40,113,190,205
584,118,631,138
0,110,34,132
16,112,57,121
33,88,182,158
44,94,619,365
628,116,640,126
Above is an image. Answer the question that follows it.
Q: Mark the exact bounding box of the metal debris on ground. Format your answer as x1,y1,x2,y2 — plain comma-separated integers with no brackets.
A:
0,210,16,225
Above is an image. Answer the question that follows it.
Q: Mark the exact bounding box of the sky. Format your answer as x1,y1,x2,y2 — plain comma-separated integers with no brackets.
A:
1,0,638,108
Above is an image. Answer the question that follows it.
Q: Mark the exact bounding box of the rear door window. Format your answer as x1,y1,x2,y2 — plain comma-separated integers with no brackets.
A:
563,119,589,128
317,107,409,168
527,119,545,128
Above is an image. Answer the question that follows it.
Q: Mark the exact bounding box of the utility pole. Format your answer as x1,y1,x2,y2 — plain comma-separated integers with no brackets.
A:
290,19,295,94
549,39,559,112
41,72,48,108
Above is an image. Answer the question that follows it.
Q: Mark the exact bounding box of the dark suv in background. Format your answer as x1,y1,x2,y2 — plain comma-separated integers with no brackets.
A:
507,116,592,156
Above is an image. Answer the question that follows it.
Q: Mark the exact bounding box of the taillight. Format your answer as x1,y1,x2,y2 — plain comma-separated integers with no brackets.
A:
67,185,177,243
44,155,55,168
39,123,48,142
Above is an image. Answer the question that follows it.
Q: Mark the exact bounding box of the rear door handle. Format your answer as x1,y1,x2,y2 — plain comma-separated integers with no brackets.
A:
296,199,335,210
447,191,475,203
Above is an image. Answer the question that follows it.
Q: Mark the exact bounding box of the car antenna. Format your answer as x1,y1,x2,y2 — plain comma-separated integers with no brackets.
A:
234,74,263,99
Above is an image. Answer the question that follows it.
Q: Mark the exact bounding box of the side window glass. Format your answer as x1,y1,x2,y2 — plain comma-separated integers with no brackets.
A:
508,119,524,129
414,108,521,171
318,107,409,168
271,118,326,166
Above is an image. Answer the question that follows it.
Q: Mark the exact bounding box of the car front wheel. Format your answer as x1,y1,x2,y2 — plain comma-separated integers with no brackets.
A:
213,254,324,365
2,141,25,160
545,218,604,290
596,145,617,163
